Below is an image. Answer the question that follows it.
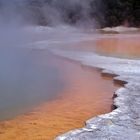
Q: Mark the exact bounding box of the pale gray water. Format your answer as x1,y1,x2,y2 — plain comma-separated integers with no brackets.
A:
0,47,64,120
0,25,92,121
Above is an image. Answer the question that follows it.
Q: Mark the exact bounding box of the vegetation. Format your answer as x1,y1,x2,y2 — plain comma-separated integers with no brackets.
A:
102,0,140,27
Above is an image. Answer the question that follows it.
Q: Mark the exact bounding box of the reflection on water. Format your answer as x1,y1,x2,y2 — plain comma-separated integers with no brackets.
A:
95,35,140,59
58,34,140,59
0,47,64,120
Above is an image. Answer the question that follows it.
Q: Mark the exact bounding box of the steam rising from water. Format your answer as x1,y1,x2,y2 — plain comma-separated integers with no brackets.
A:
0,0,100,120
0,0,101,27
0,0,101,50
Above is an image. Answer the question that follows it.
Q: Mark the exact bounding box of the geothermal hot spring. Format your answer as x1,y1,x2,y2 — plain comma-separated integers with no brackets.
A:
0,24,139,140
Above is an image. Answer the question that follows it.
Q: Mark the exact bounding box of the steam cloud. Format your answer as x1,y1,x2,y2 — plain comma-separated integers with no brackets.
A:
0,0,103,27
0,0,104,49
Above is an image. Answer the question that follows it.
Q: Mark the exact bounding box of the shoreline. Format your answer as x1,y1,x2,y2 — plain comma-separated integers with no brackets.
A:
52,49,140,140
0,52,118,140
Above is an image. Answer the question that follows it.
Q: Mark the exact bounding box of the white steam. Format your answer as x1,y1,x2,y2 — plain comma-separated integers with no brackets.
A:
0,0,101,27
